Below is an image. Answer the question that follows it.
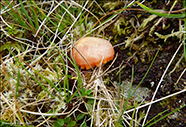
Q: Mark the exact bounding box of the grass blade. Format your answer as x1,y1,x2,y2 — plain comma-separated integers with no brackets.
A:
19,0,35,32
130,49,159,99
15,68,20,99
145,104,186,127
117,49,159,123
20,0,34,27
136,2,186,18
183,0,186,61
31,1,64,34
6,47,55,99
4,1,26,27
44,34,82,103
54,59,62,92
144,108,169,126
26,1,39,29
33,69,60,92
118,65,134,123
59,51,70,100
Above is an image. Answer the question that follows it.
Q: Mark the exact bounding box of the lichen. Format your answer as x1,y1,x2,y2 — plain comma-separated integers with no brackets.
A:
1,55,66,122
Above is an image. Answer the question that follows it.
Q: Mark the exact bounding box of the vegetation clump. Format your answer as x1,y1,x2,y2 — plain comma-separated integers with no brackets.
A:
0,0,185,126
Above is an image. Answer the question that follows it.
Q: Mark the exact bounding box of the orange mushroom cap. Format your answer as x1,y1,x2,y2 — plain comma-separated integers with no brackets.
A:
71,37,115,69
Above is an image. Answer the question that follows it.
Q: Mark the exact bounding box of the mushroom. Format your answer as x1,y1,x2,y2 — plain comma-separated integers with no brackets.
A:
71,37,116,125
71,37,115,69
